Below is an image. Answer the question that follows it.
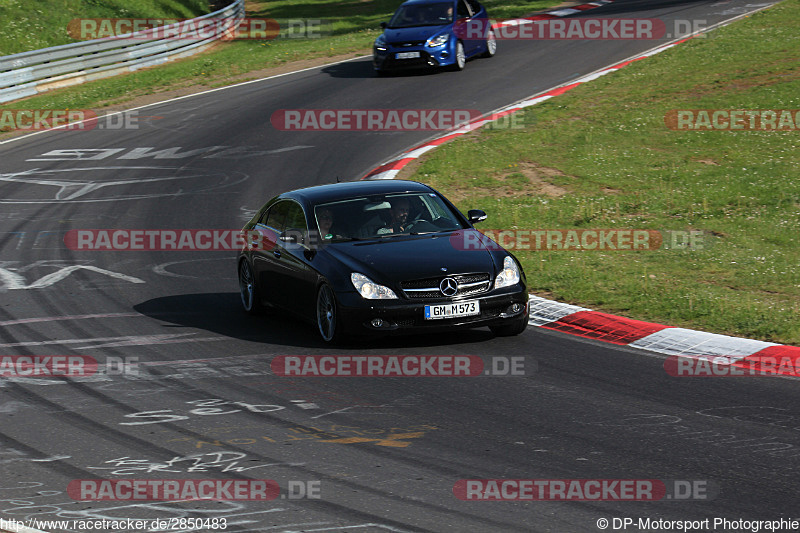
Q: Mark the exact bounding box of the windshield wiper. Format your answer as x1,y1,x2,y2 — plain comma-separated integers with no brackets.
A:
409,229,457,235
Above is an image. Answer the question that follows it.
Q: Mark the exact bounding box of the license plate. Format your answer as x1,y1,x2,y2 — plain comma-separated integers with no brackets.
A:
424,300,480,320
395,51,420,59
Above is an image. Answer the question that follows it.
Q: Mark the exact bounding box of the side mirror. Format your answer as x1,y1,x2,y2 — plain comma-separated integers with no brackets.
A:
380,21,388,29
467,209,487,223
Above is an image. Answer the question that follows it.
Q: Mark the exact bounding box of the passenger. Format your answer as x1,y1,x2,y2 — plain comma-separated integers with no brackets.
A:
317,207,336,239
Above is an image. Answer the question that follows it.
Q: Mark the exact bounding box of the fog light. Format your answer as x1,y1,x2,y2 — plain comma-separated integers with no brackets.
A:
371,318,385,328
503,303,523,316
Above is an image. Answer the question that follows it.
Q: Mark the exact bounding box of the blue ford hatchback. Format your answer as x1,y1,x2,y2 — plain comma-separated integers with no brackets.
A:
373,0,496,74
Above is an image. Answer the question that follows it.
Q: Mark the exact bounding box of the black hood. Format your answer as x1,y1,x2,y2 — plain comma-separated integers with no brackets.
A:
325,231,497,286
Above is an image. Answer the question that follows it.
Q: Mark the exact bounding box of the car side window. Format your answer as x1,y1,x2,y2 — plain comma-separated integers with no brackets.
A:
457,0,472,19
466,0,481,16
256,205,271,225
284,202,308,233
263,201,289,233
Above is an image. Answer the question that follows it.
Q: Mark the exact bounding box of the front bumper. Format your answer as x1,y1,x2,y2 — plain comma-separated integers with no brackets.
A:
336,287,529,335
373,44,453,71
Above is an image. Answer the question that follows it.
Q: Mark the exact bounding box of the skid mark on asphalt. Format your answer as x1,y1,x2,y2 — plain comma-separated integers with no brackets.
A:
168,424,438,450
318,432,426,448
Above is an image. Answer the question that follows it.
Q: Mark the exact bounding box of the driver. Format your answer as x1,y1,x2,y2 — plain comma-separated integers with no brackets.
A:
377,197,411,234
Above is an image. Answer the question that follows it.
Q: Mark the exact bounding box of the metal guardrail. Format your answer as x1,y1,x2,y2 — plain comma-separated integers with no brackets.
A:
0,0,244,104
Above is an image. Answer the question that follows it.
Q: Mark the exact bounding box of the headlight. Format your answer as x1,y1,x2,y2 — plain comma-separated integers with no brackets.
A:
427,33,449,47
493,256,520,289
375,35,387,50
351,272,398,299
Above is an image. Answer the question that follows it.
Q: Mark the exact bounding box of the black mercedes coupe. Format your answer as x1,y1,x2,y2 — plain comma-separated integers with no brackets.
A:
237,180,528,343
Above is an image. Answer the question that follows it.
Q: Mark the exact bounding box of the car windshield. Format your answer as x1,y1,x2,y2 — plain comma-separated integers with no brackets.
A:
388,2,454,28
313,192,466,241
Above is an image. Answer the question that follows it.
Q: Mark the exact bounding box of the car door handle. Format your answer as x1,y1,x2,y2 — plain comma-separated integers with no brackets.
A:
272,250,281,258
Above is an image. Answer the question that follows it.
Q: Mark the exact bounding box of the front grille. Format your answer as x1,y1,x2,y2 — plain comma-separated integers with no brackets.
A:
390,41,425,47
381,51,437,69
400,273,491,299
481,304,503,318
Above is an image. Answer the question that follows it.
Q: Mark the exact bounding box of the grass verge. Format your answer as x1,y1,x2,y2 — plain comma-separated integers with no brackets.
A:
0,0,565,114
405,2,800,344
0,0,210,55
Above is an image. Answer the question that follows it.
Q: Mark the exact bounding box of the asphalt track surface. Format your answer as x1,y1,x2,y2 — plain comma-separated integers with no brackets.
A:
0,1,795,532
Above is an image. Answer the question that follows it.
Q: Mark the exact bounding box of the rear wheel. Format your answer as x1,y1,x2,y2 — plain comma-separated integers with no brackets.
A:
238,259,263,315
316,283,343,343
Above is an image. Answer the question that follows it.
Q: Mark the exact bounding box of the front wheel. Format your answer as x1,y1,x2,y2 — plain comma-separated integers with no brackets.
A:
452,41,466,71
482,30,496,58
489,313,528,337
316,283,343,343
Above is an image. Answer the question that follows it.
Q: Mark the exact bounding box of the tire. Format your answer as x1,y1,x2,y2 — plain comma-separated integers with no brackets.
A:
452,41,466,71
238,259,264,315
316,283,343,343
489,313,528,337
482,30,496,58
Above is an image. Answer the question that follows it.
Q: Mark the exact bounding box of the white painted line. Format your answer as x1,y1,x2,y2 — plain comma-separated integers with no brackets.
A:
0,313,140,326
527,295,589,327
0,333,223,349
629,328,776,358
0,264,144,289
368,170,402,180
402,145,440,160
0,55,372,146
549,8,581,16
